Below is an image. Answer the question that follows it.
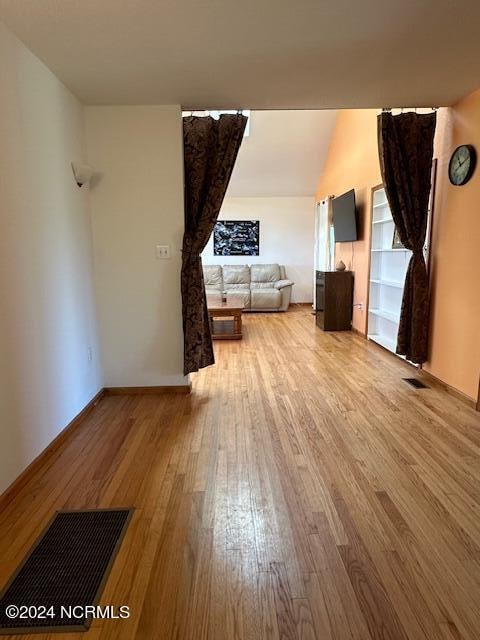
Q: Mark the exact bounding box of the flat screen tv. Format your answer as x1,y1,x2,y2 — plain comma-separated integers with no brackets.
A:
332,189,357,242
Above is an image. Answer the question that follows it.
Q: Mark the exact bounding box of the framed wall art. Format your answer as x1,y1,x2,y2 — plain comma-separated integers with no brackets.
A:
213,220,260,256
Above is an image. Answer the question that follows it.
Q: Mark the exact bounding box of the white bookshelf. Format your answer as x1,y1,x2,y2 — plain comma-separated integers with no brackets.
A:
367,187,411,358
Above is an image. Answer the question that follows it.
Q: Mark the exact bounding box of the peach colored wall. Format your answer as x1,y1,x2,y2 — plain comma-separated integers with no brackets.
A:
317,97,480,401
316,109,381,334
423,93,480,400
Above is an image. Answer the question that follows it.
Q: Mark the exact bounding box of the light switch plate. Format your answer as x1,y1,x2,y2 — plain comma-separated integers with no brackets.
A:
156,244,170,259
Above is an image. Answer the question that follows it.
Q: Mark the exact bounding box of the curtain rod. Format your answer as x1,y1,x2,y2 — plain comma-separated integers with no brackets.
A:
317,195,335,204
182,109,245,116
382,107,438,113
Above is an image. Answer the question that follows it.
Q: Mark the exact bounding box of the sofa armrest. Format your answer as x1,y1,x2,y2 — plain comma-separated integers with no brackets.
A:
275,279,294,290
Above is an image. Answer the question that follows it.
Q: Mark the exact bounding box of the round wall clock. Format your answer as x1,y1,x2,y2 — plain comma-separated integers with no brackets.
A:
448,144,476,185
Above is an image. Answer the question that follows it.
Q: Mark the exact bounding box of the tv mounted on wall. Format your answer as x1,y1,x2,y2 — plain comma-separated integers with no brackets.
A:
332,189,358,242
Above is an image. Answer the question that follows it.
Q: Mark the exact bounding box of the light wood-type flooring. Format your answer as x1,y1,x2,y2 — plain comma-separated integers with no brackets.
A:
1,305,480,640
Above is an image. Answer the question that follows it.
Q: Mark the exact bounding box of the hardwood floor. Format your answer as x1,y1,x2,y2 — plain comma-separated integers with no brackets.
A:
1,305,480,639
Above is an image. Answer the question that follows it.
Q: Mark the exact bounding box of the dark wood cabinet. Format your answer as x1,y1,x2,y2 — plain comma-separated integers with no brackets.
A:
315,271,354,331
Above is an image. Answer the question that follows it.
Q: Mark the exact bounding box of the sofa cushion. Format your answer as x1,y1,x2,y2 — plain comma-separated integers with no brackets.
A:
251,281,280,289
206,291,223,306
223,265,250,290
203,265,223,291
225,289,251,308
250,264,281,284
251,288,281,309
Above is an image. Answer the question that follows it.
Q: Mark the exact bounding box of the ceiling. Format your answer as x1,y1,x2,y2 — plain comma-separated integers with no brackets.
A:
226,110,337,197
0,1,479,108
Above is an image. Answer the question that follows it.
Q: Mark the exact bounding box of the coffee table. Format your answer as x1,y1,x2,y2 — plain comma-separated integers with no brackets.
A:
207,297,244,340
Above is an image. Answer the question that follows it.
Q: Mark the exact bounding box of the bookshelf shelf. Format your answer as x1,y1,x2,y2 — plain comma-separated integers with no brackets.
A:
368,187,410,358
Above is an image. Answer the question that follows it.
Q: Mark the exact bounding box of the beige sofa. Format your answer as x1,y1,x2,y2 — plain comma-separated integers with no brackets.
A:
203,264,294,311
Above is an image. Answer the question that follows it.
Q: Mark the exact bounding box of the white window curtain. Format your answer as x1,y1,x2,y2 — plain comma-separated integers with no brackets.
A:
313,197,334,307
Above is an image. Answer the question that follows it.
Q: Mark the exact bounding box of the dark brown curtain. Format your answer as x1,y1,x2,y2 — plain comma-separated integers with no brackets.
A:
377,111,436,364
182,114,247,375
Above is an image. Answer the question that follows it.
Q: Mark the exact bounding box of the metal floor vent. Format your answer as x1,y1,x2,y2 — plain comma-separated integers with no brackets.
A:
403,377,429,389
0,508,132,634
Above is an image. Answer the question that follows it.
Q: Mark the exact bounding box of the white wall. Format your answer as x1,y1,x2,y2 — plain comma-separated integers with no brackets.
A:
0,23,103,494
85,106,186,387
227,110,337,197
202,196,315,303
